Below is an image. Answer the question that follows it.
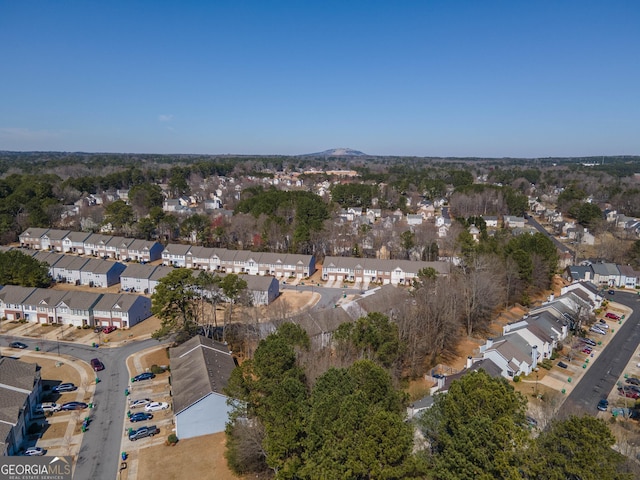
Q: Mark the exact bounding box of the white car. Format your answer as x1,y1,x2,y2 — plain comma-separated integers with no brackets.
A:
36,402,61,414
24,447,45,456
144,402,169,412
129,398,151,409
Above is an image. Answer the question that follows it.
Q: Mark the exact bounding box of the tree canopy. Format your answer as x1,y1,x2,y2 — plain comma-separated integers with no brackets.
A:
225,323,421,479
151,268,199,340
419,370,529,480
0,250,52,287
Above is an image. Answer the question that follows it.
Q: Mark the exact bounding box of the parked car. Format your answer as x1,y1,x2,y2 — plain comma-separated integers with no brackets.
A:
128,425,159,441
90,358,105,371
129,412,154,422
23,447,45,456
36,402,61,414
605,312,621,320
129,398,151,409
626,378,640,386
557,361,569,369
60,402,88,411
94,326,105,333
102,326,117,334
580,338,597,347
581,347,592,354
618,387,640,399
597,399,609,411
53,383,77,393
590,326,606,335
9,341,28,349
144,402,169,412
596,321,610,329
599,318,608,325
132,372,155,382
608,289,615,295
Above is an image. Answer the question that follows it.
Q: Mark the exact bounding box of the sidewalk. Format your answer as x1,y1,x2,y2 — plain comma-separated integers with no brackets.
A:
1,320,154,348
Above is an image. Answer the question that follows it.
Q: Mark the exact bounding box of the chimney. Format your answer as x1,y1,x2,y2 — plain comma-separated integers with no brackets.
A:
466,356,473,369
486,338,494,349
531,345,539,369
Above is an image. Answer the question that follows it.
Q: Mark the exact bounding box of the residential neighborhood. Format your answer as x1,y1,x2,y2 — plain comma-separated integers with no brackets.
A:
4,152,640,479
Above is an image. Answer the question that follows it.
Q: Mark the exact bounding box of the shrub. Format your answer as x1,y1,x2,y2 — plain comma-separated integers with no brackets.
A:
167,433,178,444
513,375,521,383
150,364,165,375
540,359,553,370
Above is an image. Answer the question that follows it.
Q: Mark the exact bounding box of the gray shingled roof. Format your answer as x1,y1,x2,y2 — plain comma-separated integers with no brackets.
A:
0,285,38,305
59,291,102,310
121,263,157,280
22,289,68,309
44,230,70,241
93,293,141,312
170,336,237,415
52,255,90,271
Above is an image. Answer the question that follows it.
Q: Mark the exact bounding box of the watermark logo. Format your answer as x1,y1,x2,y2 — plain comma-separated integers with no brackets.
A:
0,456,71,480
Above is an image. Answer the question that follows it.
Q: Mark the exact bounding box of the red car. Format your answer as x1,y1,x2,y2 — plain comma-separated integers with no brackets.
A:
102,326,117,334
618,388,639,399
605,312,621,320
90,358,105,371
581,347,592,354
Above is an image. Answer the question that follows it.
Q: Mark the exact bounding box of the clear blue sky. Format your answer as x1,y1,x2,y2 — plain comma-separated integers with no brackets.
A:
1,1,638,157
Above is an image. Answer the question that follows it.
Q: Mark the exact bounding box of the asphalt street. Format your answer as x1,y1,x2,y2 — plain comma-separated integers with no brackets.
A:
0,335,164,480
525,214,573,255
557,291,640,417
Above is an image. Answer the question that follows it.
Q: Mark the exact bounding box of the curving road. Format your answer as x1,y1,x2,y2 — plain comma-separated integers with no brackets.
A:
525,213,573,255
0,335,164,480
557,291,639,417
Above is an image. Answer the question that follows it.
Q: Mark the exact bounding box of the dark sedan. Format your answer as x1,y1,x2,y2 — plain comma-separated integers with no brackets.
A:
131,372,155,382
129,412,153,423
9,341,28,349
61,402,88,411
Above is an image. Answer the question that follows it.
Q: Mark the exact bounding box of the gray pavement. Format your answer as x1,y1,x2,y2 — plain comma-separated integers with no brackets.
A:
0,334,165,480
557,291,639,417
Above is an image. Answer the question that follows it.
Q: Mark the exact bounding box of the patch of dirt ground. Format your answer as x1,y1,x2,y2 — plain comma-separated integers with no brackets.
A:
137,432,242,480
103,315,161,344
139,347,170,370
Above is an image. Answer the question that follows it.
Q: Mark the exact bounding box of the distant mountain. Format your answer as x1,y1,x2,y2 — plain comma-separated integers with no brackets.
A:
302,148,368,157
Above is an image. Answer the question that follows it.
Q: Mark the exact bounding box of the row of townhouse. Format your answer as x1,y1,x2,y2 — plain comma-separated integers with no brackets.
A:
161,244,316,279
0,357,42,456
475,282,600,379
0,285,151,328
29,251,126,287
18,228,315,280
18,228,164,262
120,264,280,305
565,262,640,289
322,256,451,286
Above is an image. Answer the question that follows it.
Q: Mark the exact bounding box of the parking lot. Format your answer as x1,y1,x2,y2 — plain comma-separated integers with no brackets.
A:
118,346,173,480
9,350,96,458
